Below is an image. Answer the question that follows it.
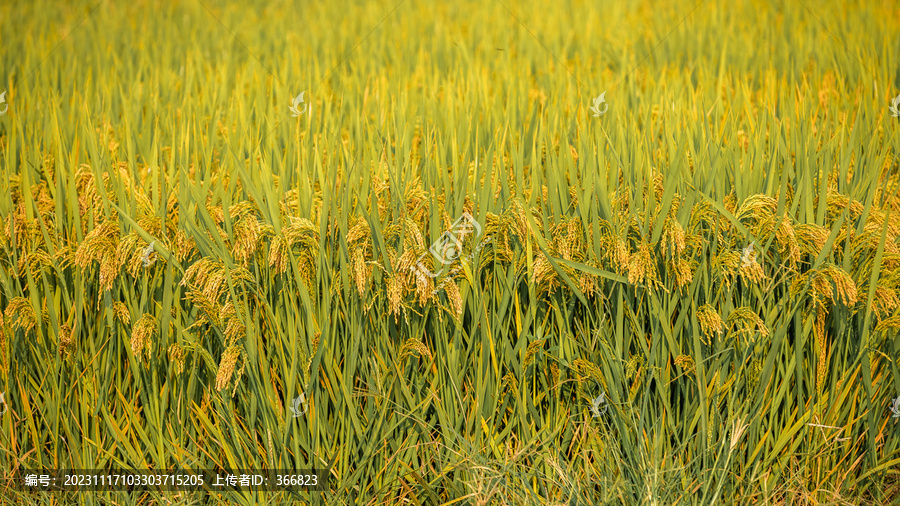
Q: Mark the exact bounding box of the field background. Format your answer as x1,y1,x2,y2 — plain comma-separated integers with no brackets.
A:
1,0,900,504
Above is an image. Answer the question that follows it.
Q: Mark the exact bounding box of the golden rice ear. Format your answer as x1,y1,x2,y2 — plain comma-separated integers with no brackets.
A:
58,324,75,358
875,314,900,333
872,286,900,320
775,216,801,266
130,314,157,368
674,355,695,376
232,215,262,265
722,192,738,215
738,250,767,286
578,271,596,298
5,297,37,338
351,247,371,297
697,305,725,345
610,236,629,275
572,359,606,390
386,273,406,320
823,189,865,222
268,235,288,275
729,308,769,338
0,320,7,378
736,194,777,224
532,252,557,293
813,311,829,392
523,339,546,368
625,354,645,381
502,371,519,400
404,218,425,250
627,240,660,290
444,280,463,319
407,262,434,307
399,337,433,361
662,217,687,258
795,223,829,257
669,257,695,291
346,218,370,244
113,301,131,326
167,344,185,374
821,266,858,307
74,221,121,293
185,292,221,329
219,301,247,346
215,346,241,392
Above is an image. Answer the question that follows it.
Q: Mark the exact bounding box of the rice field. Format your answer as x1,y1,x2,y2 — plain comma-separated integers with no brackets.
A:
1,0,900,504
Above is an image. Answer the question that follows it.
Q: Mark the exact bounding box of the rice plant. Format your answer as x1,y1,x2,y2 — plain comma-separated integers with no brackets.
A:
0,0,899,504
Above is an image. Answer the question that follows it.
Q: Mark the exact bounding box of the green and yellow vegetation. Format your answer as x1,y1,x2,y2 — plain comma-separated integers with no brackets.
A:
1,0,899,504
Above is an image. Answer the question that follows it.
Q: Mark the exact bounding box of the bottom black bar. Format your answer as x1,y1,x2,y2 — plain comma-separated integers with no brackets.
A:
14,469,327,492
